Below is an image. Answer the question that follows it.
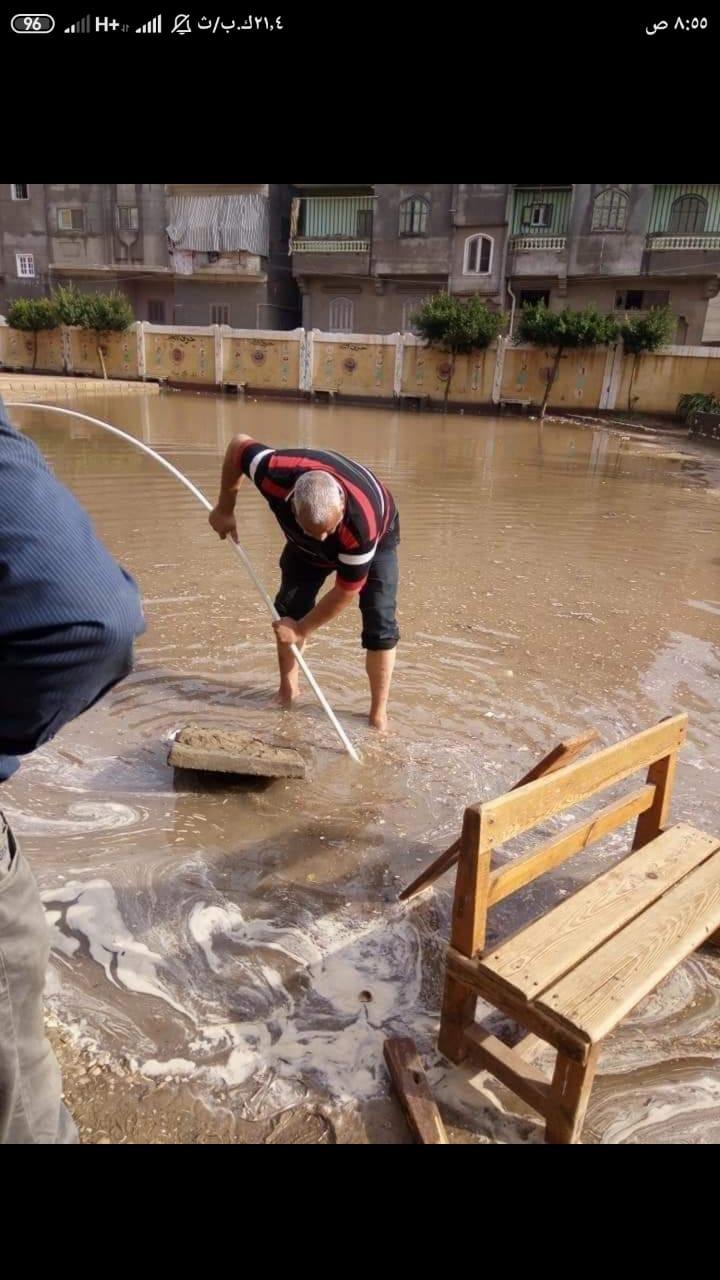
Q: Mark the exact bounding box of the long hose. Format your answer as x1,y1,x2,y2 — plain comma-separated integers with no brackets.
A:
6,402,362,763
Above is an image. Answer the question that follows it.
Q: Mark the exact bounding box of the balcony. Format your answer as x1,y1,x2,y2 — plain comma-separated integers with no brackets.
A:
647,234,720,251
511,236,566,251
290,195,374,256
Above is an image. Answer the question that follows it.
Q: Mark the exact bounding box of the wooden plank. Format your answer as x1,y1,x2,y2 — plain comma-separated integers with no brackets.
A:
445,947,590,1062
383,1037,449,1144
487,785,656,906
632,753,677,850
463,1025,551,1117
479,714,688,851
537,846,720,1043
398,836,461,902
449,806,491,957
485,823,719,1000
399,730,599,903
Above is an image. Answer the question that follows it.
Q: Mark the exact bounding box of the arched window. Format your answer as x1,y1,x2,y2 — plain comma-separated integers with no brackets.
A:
669,194,707,234
463,233,493,275
399,196,429,237
591,187,628,232
328,297,354,332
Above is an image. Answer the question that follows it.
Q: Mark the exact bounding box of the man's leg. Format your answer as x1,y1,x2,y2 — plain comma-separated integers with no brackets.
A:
0,814,78,1144
274,544,329,705
360,526,400,731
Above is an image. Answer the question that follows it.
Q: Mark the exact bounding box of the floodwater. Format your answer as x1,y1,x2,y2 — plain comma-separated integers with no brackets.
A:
5,390,720,1143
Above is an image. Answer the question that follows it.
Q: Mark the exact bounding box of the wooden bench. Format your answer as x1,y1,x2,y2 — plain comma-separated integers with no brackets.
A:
437,713,720,1143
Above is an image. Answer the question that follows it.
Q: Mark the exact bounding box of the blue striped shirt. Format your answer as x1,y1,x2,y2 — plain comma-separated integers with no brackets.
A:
0,399,145,782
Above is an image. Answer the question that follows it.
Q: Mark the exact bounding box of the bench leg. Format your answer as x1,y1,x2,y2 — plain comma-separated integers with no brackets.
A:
545,1045,600,1144
438,973,476,1063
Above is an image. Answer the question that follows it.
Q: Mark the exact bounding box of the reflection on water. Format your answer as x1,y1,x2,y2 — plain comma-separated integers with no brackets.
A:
6,390,720,1141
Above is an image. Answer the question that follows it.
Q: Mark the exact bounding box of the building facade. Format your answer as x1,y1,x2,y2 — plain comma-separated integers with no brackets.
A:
0,183,299,329
290,183,720,344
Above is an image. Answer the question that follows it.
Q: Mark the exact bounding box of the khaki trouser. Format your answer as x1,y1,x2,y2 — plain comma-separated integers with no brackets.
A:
0,813,78,1144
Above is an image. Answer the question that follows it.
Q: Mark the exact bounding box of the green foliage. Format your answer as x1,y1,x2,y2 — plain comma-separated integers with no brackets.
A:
518,302,619,350
412,293,505,354
677,391,720,422
7,296,58,331
620,305,674,355
82,289,134,332
51,284,90,326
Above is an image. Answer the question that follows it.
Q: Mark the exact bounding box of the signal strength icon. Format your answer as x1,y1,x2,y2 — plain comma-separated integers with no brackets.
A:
64,14,92,33
136,14,162,33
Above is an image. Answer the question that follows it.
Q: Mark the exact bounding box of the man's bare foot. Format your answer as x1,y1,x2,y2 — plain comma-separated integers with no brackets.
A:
368,710,388,732
277,683,300,708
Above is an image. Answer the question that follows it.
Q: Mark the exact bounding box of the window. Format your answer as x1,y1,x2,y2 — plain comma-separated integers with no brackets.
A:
328,297,354,331
615,290,644,310
463,234,493,275
356,208,373,239
57,207,84,231
148,299,166,324
522,203,553,229
16,253,35,278
210,304,230,326
117,205,139,231
615,289,670,311
11,184,28,201
591,187,628,232
401,299,422,333
399,196,429,237
669,194,707,234
520,289,550,308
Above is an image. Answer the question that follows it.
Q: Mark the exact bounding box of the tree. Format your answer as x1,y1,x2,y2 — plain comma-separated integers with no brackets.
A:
412,293,505,405
620,306,674,414
81,290,134,378
518,302,619,419
7,297,58,370
51,283,90,327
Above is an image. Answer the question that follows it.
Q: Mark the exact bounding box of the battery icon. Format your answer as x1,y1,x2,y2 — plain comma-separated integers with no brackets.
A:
11,14,55,32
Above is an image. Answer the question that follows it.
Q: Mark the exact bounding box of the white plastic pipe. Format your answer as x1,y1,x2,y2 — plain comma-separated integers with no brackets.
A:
6,401,362,763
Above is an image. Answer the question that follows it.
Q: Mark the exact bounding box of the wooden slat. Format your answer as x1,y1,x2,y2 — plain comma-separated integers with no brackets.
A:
399,731,599,904
445,947,590,1062
487,785,656,906
383,1037,449,1144
485,823,719,1000
479,714,687,851
537,846,720,1043
463,1025,551,1117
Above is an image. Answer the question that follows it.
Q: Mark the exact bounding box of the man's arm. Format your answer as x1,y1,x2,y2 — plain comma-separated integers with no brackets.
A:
273,584,355,645
208,433,253,541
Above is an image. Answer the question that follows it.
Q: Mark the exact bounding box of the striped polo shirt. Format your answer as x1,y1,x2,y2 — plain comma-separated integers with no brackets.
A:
0,400,145,782
238,439,396,591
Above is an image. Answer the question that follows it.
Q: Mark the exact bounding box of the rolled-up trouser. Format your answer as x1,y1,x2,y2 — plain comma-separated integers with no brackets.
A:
0,813,78,1144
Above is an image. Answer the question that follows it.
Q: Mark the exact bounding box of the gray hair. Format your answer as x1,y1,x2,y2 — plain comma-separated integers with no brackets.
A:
293,471,344,526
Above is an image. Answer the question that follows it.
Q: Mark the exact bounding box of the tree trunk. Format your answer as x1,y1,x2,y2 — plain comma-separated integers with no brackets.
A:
97,340,107,380
444,349,457,407
540,346,563,418
32,330,37,371
627,353,639,414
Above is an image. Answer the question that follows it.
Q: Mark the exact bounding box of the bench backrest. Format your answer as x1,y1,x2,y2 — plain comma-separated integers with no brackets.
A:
451,713,688,956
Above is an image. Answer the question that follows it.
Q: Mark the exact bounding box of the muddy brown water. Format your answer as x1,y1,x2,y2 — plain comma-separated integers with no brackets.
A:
5,391,720,1143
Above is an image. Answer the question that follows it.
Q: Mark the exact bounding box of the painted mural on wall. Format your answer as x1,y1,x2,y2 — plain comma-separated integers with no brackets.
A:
69,328,139,378
226,335,300,389
145,332,215,382
2,326,65,372
312,340,395,395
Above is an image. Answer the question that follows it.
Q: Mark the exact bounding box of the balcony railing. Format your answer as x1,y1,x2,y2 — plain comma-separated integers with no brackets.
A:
511,235,566,251
291,237,370,253
647,234,720,250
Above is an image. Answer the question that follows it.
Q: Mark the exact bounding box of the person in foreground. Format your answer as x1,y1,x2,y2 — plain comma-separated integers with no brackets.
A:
0,398,145,1144
210,434,400,731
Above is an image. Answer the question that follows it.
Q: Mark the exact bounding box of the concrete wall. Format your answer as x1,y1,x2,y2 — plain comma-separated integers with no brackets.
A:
4,318,720,418
301,278,443,334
